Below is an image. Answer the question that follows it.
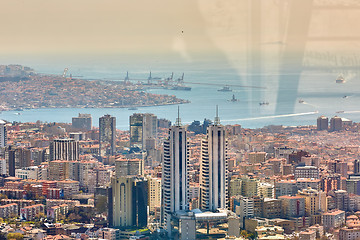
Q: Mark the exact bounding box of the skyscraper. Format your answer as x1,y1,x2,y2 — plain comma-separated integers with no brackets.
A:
72,113,92,131
49,139,79,161
110,176,148,228
5,146,31,176
99,114,116,156
129,113,157,150
329,116,343,132
0,120,6,149
317,116,328,131
200,107,228,211
161,110,189,233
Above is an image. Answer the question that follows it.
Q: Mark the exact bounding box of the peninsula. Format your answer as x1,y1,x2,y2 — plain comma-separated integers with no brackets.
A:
0,65,189,111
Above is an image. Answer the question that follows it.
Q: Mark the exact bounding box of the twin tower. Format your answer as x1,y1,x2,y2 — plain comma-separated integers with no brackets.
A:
161,107,228,231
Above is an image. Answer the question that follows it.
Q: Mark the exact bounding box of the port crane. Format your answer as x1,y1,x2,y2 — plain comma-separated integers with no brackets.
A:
96,72,266,89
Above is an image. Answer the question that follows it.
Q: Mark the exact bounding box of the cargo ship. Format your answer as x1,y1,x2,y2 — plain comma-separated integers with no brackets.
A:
170,85,191,91
218,86,232,92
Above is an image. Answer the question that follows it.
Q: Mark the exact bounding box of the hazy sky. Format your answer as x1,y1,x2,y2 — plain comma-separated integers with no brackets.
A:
1,0,359,64
1,0,244,56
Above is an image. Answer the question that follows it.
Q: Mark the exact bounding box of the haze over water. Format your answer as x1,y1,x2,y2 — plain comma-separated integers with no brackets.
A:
1,56,360,130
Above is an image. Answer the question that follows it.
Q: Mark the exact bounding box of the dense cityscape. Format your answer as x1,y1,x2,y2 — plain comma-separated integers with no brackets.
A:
0,110,359,239
0,65,188,111
2,0,360,239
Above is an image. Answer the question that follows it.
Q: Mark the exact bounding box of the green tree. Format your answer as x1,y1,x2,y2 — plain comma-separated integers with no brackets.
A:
7,233,23,240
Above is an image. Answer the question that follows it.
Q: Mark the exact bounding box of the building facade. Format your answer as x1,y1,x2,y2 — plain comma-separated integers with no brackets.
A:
200,118,228,211
72,113,92,131
110,176,148,228
49,139,79,161
161,118,189,233
99,114,116,156
129,113,157,150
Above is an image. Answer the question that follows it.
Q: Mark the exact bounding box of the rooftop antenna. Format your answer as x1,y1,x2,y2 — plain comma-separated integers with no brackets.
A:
175,106,181,126
214,105,220,125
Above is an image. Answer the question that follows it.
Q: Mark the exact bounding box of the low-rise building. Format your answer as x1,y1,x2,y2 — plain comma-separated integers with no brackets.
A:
20,204,44,221
299,230,316,240
47,204,68,222
339,227,360,240
322,209,345,231
0,203,18,218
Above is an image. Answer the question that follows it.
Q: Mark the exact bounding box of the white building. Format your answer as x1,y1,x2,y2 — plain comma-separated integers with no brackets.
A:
148,177,161,213
161,115,189,235
322,209,345,231
49,139,79,161
15,166,39,180
235,197,254,228
0,158,6,175
0,120,6,148
200,112,228,211
295,166,319,179
258,182,275,199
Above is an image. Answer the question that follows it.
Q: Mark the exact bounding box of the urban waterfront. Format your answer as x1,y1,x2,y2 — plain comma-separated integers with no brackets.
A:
1,59,360,129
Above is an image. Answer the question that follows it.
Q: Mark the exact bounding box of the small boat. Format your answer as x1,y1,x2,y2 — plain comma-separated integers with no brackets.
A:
336,110,344,113
218,86,232,92
298,99,305,103
259,101,269,106
128,107,138,110
228,94,239,102
343,95,348,99
336,75,345,83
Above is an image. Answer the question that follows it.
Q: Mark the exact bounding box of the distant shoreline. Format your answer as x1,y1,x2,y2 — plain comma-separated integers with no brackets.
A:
0,100,190,112
0,65,190,112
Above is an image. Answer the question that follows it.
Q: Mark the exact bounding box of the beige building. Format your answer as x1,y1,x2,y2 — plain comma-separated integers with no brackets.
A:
48,160,78,181
98,228,119,240
229,178,242,197
111,176,148,228
248,152,266,164
299,230,316,240
263,198,281,219
241,177,259,198
258,183,274,199
115,158,143,177
148,177,161,213
297,188,320,216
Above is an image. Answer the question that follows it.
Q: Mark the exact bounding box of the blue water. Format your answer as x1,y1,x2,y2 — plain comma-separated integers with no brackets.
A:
1,57,360,130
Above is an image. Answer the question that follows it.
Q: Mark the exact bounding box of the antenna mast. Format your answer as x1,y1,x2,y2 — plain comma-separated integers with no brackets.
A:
175,106,182,126
214,105,220,125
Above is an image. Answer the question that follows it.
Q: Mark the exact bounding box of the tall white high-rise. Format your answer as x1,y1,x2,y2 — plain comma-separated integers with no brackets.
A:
0,120,6,149
200,107,228,211
161,110,189,233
